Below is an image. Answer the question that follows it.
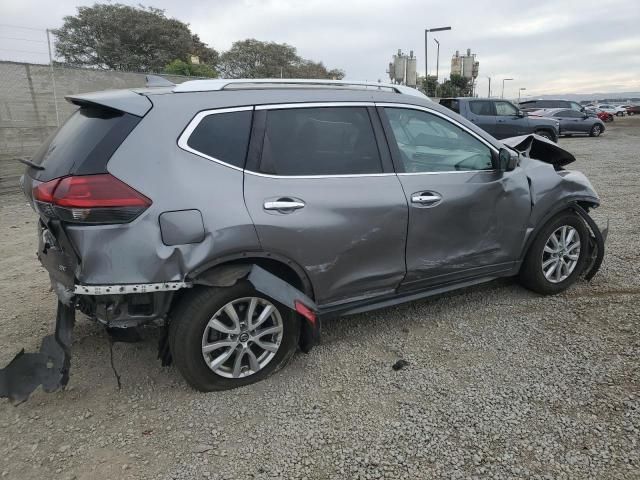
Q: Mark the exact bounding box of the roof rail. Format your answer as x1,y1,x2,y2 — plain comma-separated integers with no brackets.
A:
172,78,429,99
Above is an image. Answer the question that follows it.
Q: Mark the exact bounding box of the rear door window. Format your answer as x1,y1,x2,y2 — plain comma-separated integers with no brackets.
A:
185,109,253,168
469,101,494,116
259,107,382,176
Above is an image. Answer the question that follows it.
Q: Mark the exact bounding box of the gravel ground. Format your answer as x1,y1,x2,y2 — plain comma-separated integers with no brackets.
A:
1,116,639,480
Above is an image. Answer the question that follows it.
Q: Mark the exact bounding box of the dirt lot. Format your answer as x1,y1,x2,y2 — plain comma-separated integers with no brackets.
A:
1,116,639,480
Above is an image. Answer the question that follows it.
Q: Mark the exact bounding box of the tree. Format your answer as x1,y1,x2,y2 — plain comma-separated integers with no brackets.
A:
434,74,473,98
218,39,344,79
164,59,217,78
54,4,218,73
419,75,438,96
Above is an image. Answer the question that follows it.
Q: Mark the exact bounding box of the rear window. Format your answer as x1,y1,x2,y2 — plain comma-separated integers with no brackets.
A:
186,110,253,168
259,107,382,176
30,107,140,181
439,99,460,113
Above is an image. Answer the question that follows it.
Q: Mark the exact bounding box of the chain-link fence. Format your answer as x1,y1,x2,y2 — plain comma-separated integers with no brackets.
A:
0,26,198,195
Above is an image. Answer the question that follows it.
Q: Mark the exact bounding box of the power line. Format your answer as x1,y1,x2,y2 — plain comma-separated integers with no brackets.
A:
0,47,48,55
0,24,47,32
0,36,47,43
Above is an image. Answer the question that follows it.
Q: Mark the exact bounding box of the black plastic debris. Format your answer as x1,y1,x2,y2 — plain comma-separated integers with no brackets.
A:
392,359,409,371
0,301,75,404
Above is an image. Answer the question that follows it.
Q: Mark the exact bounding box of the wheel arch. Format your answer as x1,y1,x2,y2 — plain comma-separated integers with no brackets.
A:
187,252,315,301
519,196,599,262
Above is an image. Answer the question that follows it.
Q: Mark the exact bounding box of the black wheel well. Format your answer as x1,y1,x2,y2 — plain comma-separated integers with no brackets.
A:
190,255,315,301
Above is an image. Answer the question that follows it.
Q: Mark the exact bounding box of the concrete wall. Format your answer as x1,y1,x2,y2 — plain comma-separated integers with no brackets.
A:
0,61,190,195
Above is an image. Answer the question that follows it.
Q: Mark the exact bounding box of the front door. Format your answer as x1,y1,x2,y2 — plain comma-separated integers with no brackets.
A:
243,104,408,305
378,104,531,289
494,100,529,138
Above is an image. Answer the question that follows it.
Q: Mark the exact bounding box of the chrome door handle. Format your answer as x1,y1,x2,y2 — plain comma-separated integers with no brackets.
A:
411,192,442,206
264,199,305,211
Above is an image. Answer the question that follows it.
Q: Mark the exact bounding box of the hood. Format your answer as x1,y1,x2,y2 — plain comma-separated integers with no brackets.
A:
502,134,576,167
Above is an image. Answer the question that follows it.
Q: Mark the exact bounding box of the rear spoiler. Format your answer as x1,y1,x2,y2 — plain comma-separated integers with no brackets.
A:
65,89,152,117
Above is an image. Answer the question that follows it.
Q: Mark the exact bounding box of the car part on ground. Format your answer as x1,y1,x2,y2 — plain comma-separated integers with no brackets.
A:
0,302,75,404
6,80,607,399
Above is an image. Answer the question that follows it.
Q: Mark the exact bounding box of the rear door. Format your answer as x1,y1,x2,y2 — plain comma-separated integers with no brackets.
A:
554,109,584,133
378,104,531,289
466,100,497,136
243,103,408,305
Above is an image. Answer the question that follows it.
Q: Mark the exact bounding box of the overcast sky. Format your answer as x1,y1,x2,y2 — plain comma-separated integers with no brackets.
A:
1,0,639,97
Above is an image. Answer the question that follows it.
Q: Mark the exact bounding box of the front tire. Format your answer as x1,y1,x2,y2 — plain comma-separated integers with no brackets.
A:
535,129,555,142
169,282,300,391
589,124,603,137
519,212,590,295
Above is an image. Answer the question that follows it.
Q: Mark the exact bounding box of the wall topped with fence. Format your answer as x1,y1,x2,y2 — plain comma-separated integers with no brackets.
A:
0,60,190,195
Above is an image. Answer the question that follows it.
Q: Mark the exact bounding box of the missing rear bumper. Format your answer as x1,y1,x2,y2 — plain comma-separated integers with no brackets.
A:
0,301,76,404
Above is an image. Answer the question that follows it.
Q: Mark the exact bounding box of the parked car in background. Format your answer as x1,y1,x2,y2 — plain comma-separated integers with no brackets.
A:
625,105,640,115
529,108,605,137
597,104,627,116
519,99,585,113
585,107,614,123
440,97,559,141
2,78,606,402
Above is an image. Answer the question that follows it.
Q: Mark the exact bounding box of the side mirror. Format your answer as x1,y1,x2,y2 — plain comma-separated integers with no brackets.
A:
497,148,517,171
517,110,526,117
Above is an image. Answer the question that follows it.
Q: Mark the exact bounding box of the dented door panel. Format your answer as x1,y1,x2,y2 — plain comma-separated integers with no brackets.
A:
244,174,408,304
398,169,532,287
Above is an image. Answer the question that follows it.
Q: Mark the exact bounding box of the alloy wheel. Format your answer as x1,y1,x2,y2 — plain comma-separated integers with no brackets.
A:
201,297,283,378
541,226,581,283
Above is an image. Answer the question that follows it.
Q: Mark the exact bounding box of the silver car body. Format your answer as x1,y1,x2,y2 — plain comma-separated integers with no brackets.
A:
22,83,600,314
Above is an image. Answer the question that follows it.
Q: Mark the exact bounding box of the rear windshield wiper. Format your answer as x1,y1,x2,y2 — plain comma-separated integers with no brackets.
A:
17,158,45,170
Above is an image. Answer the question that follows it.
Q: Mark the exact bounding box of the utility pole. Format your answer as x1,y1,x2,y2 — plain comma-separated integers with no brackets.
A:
518,87,526,102
46,28,60,127
424,26,451,95
433,38,440,83
501,78,513,99
487,77,491,98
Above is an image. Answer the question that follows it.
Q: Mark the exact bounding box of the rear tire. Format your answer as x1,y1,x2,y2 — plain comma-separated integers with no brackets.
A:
589,124,603,137
169,282,300,391
519,211,590,295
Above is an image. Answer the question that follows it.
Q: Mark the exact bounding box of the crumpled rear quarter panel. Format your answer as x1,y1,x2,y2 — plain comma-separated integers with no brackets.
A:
66,93,261,285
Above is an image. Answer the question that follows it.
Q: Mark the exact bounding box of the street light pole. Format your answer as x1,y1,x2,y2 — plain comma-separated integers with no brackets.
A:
487,76,491,98
501,78,513,99
434,38,440,83
518,87,527,102
424,26,451,95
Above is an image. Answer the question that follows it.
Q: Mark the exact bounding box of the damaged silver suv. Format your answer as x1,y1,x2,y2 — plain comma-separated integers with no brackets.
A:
1,78,606,402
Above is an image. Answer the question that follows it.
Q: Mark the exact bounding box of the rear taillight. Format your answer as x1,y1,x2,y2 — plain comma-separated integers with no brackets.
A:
32,174,151,224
